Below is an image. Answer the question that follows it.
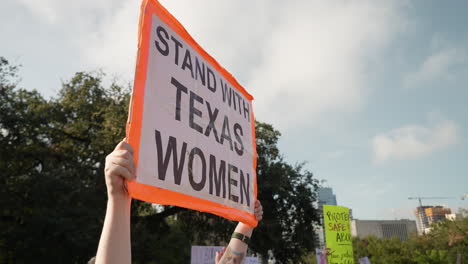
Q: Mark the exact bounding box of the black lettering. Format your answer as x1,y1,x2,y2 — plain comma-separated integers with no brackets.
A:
235,92,242,114
155,26,169,56
171,36,183,65
181,49,194,78
209,155,226,198
207,67,216,92
233,123,244,156
326,211,349,222
337,232,342,242
242,99,250,122
171,77,188,121
155,130,187,185
231,89,237,111
195,57,206,86
220,116,233,151
228,164,239,203
336,232,350,242
188,147,206,191
221,80,233,106
204,101,220,143
189,91,204,134
240,170,250,206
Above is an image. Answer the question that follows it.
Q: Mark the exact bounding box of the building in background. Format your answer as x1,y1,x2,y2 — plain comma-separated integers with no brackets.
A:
316,187,338,247
414,206,452,234
445,213,457,221
318,187,337,207
351,219,417,241
414,206,430,234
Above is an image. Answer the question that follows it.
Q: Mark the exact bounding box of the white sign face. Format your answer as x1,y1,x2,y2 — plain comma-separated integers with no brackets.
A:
127,0,257,225
190,246,258,264
191,246,224,264
316,248,328,264
135,13,255,214
245,257,259,264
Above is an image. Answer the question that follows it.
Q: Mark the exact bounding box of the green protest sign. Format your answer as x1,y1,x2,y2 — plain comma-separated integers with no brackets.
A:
323,205,354,264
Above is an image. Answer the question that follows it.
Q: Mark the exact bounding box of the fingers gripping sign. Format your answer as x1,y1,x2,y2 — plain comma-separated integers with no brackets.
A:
104,140,137,199
254,200,263,222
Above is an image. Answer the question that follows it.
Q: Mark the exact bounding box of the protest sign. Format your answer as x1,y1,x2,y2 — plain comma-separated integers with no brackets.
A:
190,246,223,264
245,257,259,264
316,248,328,264
323,205,354,264
190,246,258,264
125,0,257,226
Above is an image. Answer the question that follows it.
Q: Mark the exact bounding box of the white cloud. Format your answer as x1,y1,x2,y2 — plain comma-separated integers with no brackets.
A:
372,118,459,163
248,1,406,129
14,0,407,130
160,1,407,130
15,0,138,79
17,0,115,25
404,46,467,88
79,0,140,77
110,1,405,129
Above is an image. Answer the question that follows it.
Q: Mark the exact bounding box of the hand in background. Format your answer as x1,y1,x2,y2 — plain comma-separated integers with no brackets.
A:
254,200,263,222
215,200,263,264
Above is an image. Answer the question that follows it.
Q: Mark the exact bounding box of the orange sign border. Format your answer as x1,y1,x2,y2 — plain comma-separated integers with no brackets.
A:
125,0,258,226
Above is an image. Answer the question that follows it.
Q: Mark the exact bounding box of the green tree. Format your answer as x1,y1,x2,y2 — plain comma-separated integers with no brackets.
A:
0,59,131,262
1,57,320,263
0,58,187,263
352,217,468,264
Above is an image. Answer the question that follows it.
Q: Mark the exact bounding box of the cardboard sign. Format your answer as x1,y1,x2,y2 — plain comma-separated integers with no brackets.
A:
323,205,354,264
315,248,328,264
126,0,257,226
190,246,258,264
245,257,259,264
190,246,224,264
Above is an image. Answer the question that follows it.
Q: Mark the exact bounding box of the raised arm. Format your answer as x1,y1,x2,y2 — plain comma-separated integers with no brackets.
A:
215,200,263,264
95,141,136,264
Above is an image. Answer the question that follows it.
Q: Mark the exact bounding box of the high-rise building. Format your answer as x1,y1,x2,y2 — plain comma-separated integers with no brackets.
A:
316,187,338,247
414,206,452,234
414,206,431,234
318,187,337,207
351,219,417,241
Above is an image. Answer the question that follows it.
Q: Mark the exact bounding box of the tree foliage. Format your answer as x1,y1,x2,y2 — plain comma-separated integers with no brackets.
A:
352,216,468,264
0,57,320,263
0,57,146,262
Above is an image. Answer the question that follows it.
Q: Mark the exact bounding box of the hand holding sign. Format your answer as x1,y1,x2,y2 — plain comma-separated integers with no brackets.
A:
215,200,263,264
97,1,257,262
104,140,136,200
253,200,263,221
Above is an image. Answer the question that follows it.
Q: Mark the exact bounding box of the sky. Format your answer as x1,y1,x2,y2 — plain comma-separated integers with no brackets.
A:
2,0,467,221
